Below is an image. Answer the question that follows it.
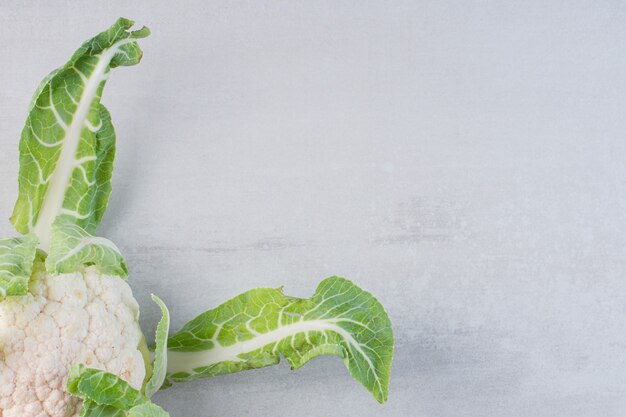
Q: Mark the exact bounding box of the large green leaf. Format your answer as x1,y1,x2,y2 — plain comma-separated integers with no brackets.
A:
166,277,394,403
144,295,170,398
0,234,38,297
45,219,128,278
11,18,149,250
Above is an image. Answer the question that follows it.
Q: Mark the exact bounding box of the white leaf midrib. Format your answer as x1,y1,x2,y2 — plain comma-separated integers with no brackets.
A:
166,318,382,390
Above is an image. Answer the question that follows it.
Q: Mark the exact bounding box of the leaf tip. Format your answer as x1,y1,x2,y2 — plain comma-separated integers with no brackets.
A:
132,26,151,38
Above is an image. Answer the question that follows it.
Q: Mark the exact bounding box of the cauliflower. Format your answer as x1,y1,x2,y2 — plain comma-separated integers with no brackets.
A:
0,17,393,417
0,262,149,417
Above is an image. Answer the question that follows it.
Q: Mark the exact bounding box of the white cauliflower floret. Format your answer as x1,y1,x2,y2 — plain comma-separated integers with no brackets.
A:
0,263,148,417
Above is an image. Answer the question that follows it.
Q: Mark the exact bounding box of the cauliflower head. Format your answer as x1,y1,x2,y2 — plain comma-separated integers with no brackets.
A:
0,261,149,417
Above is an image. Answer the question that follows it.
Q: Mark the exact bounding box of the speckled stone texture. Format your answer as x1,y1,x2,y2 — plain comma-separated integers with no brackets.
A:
1,1,625,416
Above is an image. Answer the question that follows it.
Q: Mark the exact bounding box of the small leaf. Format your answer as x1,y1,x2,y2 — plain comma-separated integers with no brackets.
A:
79,401,169,417
128,403,170,417
166,277,394,403
80,401,126,417
68,364,145,410
69,365,171,417
144,295,170,398
0,233,38,297
81,104,116,234
46,219,128,278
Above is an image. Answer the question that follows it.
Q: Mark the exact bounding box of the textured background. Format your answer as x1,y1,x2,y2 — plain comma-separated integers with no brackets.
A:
1,1,626,416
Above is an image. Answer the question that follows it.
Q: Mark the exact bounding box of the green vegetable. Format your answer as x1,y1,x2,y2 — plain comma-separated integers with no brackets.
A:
0,18,394,417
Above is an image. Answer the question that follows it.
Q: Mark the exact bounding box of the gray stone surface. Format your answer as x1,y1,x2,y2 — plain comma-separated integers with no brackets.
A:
1,1,626,416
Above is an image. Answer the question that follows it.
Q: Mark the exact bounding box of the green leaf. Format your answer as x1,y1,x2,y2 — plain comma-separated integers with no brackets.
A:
68,364,145,410
11,18,149,250
83,104,116,233
145,295,170,398
166,277,394,403
0,234,38,297
128,403,170,417
45,219,128,278
69,365,170,417
79,402,169,417
80,401,126,417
